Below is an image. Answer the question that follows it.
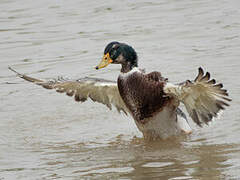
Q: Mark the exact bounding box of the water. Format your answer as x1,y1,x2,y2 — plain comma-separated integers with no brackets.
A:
1,0,240,179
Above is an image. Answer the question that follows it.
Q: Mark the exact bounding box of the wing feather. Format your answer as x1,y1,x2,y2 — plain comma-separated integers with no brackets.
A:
9,67,128,114
164,67,231,126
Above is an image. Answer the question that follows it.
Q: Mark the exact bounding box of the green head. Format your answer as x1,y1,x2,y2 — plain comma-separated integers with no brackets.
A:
96,42,138,72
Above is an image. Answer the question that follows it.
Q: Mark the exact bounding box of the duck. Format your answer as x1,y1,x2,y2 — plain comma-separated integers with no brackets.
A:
9,41,231,140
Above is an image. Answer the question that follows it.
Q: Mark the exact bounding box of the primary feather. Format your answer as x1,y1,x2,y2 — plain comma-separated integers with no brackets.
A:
163,67,231,126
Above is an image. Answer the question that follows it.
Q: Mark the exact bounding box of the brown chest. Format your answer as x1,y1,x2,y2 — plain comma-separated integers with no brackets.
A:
117,73,171,123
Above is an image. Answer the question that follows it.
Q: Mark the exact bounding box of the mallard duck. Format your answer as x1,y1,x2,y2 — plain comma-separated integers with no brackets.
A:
9,41,231,140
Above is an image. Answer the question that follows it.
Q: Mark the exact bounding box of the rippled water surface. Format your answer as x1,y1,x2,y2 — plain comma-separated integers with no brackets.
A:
1,0,240,179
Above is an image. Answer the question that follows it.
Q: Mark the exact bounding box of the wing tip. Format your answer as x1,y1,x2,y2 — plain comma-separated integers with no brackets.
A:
187,67,232,127
195,67,231,99
9,66,44,83
8,66,24,77
194,67,204,82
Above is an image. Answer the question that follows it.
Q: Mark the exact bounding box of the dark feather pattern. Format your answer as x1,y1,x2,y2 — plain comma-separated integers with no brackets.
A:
207,79,216,85
201,72,210,82
194,67,204,82
118,71,172,124
192,109,201,126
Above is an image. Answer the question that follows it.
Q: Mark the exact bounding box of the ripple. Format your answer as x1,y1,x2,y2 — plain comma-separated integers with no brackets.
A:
142,162,174,168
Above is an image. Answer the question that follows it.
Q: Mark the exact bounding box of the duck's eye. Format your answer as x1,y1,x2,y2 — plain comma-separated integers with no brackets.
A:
104,57,108,60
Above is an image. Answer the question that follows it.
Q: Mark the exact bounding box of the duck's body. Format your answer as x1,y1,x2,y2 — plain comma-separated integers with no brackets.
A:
117,67,191,139
9,41,231,140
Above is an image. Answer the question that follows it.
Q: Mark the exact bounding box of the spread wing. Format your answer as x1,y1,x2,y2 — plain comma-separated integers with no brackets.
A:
164,67,231,126
9,67,128,114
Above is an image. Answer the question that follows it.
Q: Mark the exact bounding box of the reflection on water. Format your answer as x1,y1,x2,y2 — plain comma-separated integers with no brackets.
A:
1,0,240,179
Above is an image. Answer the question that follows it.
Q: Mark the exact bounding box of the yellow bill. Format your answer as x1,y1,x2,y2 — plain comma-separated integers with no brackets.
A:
95,53,113,70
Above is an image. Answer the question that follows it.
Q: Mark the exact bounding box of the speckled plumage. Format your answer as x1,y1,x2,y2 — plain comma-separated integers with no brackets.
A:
118,69,173,124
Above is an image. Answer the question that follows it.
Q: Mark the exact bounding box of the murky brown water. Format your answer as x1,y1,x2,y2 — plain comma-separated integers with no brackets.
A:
1,0,240,179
